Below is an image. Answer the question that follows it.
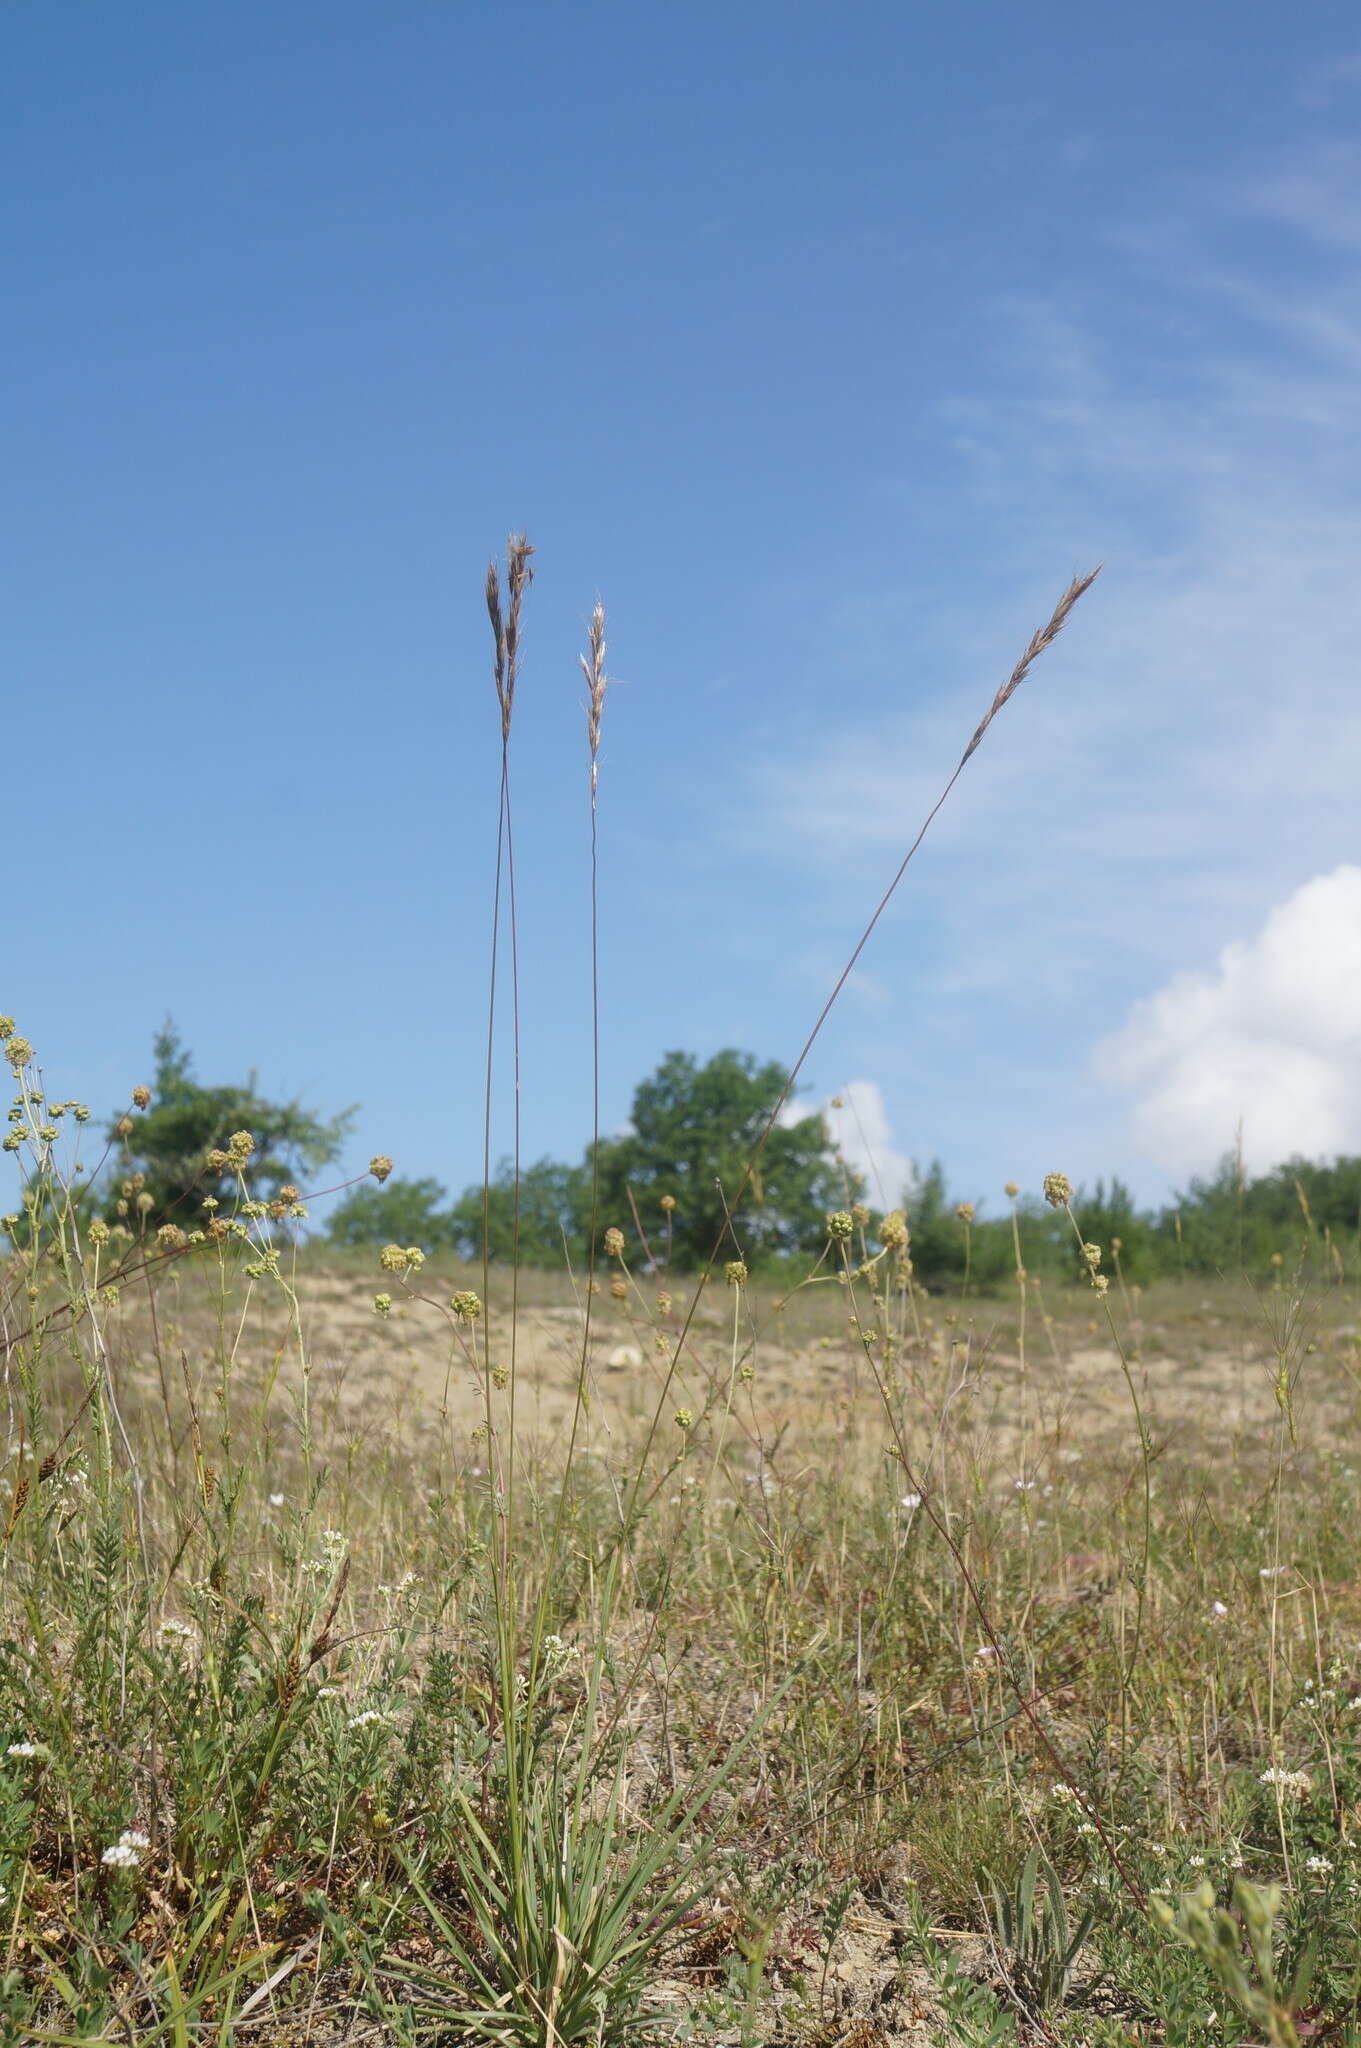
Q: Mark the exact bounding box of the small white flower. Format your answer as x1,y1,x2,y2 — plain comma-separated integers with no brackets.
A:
102,1842,141,1868
1306,1855,1333,1875
119,1828,150,1850
899,1493,922,1510
7,1741,42,1759
973,1645,997,1662
158,1619,196,1643
268,1492,285,1508
347,1709,389,1730
317,1685,340,1699
1260,1564,1287,1579
1260,1765,1312,1798
1211,1600,1229,1618
1013,1478,1036,1492
1187,1853,1206,1868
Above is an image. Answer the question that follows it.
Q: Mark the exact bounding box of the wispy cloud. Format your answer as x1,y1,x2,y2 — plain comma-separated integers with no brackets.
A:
749,129,1361,1005
1294,47,1361,110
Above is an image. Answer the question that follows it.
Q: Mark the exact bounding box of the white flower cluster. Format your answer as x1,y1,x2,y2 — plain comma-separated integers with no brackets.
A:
376,1571,421,1596
102,1828,150,1869
1259,1765,1312,1798
303,1527,348,1576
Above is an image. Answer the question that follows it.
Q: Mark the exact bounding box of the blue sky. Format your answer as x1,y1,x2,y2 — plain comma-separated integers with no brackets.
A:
8,2,1361,1220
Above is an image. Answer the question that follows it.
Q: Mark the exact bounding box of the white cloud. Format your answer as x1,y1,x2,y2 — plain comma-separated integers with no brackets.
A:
821,1080,916,1208
1096,867,1361,1180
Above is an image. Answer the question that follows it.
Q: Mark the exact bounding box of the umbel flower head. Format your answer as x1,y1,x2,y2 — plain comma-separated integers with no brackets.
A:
1043,1172,1072,1210
369,1154,393,1184
603,1226,626,1259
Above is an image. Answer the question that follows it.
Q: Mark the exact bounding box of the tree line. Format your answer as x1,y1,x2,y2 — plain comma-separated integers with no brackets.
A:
83,1026,1361,1287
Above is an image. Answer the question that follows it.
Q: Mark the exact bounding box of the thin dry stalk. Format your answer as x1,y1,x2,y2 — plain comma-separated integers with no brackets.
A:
621,566,1104,1521
480,533,535,1747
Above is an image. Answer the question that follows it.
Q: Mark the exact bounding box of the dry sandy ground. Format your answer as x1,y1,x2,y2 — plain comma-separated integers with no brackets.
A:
229,1263,1361,1478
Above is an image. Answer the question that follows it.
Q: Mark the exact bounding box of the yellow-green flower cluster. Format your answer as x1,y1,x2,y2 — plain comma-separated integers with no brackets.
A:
379,1244,424,1275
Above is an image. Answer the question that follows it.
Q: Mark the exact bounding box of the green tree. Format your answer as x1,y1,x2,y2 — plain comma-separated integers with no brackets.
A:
589,1049,843,1268
326,1176,460,1251
449,1157,591,1266
108,1022,354,1230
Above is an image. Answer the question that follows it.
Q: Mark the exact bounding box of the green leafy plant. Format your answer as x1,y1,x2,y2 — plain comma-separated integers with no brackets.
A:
1153,1878,1318,2048
903,1888,1018,2048
982,1847,1095,2021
